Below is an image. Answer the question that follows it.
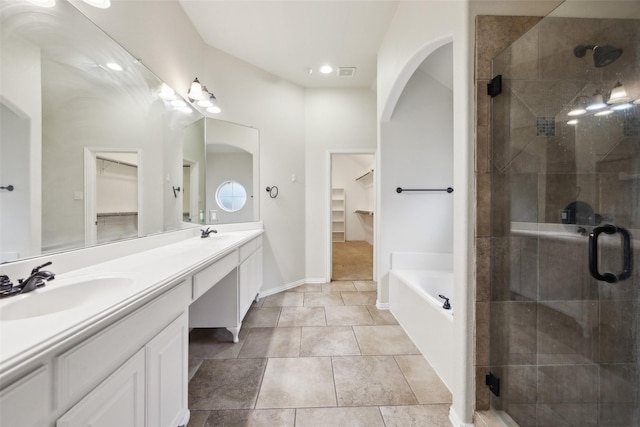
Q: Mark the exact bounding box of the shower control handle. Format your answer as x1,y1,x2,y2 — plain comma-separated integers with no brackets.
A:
588,224,632,283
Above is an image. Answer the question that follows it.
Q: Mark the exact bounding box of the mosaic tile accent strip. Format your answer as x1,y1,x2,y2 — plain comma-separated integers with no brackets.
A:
536,117,556,137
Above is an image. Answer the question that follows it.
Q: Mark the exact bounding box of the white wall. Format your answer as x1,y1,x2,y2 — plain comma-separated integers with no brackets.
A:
331,154,374,243
376,2,471,425
305,89,377,281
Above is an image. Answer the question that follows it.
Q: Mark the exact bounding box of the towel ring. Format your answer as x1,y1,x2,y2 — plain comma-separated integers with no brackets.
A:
266,186,279,198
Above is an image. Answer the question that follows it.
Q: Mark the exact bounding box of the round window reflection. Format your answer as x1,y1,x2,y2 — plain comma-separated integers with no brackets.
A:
215,181,247,212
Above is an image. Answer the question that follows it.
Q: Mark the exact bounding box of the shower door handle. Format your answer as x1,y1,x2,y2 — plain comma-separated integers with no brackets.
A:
588,224,633,283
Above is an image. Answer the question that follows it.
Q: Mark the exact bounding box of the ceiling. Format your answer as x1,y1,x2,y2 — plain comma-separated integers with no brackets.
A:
178,0,400,89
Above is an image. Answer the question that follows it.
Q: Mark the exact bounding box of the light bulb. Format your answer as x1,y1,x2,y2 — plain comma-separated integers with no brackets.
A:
586,94,606,111
188,78,204,101
608,82,629,104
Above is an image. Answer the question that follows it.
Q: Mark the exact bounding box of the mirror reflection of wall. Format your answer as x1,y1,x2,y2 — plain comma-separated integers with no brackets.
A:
182,118,206,223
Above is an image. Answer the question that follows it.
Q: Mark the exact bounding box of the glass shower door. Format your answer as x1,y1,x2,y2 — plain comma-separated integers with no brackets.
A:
488,9,639,427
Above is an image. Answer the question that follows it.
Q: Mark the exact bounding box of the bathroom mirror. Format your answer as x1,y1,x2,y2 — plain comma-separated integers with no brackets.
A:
203,118,259,225
0,0,203,262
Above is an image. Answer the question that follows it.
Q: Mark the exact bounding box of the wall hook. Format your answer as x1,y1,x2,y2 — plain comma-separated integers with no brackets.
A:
0,185,14,192
172,186,181,198
266,186,279,198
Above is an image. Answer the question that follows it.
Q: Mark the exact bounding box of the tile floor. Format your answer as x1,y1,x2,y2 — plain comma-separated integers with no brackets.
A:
187,280,452,427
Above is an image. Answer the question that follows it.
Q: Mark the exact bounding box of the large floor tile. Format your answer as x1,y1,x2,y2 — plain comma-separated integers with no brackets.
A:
325,305,375,326
300,326,360,357
295,407,385,427
353,281,377,292
189,359,267,410
395,355,452,404
256,357,337,408
332,355,418,406
367,305,399,325
242,307,282,328
341,291,377,306
203,409,295,426
304,292,344,307
277,307,326,327
238,327,301,358
189,328,247,359
379,404,451,426
263,292,304,307
353,325,420,355
288,283,323,293
322,281,357,293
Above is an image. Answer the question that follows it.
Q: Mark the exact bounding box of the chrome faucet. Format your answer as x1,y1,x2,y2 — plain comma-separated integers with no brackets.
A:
200,227,218,238
0,261,55,298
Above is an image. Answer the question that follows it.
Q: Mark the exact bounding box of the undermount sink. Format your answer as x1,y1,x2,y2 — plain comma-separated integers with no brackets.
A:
0,274,135,321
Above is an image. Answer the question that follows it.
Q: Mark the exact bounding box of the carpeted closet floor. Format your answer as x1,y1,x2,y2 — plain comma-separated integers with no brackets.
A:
332,240,373,281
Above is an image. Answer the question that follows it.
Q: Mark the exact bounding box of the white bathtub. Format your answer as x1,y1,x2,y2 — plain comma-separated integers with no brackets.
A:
390,252,454,391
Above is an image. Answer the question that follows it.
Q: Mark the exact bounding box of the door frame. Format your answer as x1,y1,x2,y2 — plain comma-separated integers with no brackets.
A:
84,147,143,246
325,148,376,282
182,157,200,223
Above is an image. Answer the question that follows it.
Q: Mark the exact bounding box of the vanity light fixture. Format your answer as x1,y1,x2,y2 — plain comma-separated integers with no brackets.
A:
81,0,111,8
207,94,221,114
611,103,633,111
586,93,607,111
568,106,586,116
608,81,630,104
159,83,176,100
197,86,214,108
595,109,614,116
171,99,187,108
188,78,204,101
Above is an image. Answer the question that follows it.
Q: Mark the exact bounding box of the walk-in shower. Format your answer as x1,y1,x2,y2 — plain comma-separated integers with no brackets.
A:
486,6,639,427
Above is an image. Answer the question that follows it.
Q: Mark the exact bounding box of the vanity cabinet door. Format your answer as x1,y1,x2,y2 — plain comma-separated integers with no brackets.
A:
0,365,50,427
146,311,188,427
57,349,145,427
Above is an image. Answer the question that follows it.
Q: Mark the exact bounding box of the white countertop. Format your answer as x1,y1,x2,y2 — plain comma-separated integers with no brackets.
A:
0,229,263,379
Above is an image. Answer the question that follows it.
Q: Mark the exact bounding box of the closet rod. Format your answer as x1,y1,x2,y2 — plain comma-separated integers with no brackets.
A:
96,156,138,168
396,187,453,194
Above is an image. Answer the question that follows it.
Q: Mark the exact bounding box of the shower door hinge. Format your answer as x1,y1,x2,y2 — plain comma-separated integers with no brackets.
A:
485,372,500,397
487,75,502,97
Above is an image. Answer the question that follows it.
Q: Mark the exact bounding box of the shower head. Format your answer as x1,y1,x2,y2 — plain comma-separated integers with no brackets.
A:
574,44,623,67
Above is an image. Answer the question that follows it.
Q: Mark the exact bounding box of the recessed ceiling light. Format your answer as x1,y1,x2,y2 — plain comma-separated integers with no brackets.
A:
319,65,333,74
105,62,123,71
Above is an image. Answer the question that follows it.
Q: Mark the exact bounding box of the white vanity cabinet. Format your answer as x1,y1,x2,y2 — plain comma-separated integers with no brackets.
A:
0,365,50,427
56,349,146,427
189,235,263,343
55,286,190,427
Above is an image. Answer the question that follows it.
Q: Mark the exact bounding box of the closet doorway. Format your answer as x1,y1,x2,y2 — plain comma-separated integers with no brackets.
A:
84,148,142,246
329,152,375,281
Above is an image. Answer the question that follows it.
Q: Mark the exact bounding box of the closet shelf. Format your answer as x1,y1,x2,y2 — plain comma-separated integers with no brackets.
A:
355,210,373,216
355,169,374,181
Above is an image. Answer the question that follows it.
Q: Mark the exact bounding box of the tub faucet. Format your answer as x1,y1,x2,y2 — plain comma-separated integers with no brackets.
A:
438,294,451,310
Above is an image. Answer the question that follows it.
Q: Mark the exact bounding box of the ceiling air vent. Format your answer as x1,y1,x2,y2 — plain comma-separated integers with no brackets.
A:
337,67,356,77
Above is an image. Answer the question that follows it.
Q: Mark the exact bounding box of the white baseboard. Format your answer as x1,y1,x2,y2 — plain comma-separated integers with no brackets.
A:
376,300,389,310
449,408,474,427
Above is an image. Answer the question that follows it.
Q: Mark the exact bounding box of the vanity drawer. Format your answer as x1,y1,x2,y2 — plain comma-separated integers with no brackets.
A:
54,281,190,411
192,251,238,300
239,235,262,263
